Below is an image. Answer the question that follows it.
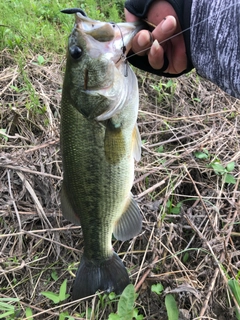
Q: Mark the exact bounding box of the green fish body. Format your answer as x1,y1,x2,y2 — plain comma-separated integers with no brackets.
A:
60,11,142,300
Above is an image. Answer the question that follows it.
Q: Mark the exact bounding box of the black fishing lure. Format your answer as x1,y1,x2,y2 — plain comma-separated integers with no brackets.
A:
61,8,87,16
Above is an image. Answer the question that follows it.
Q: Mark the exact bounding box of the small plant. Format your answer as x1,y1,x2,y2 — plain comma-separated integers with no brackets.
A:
160,199,182,215
165,294,179,320
151,283,179,320
228,279,240,320
25,307,33,320
58,311,75,320
151,79,176,102
151,283,164,295
108,284,143,320
194,149,209,160
37,54,45,65
194,150,236,184
41,279,70,304
209,160,236,184
0,298,20,319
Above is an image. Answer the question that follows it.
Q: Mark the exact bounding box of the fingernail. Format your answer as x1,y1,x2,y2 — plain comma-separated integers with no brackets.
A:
161,16,176,33
151,39,160,54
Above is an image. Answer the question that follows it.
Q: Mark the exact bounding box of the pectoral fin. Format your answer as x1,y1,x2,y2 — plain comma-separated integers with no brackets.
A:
61,182,81,225
113,194,142,241
104,124,126,164
132,124,141,162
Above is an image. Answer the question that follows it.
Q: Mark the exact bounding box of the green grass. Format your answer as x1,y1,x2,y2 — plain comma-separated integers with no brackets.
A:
0,0,124,54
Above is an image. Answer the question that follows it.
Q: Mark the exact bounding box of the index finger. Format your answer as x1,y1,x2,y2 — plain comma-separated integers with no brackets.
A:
124,8,140,22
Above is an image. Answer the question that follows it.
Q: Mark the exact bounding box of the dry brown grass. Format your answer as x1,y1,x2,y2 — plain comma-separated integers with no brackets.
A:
0,49,239,319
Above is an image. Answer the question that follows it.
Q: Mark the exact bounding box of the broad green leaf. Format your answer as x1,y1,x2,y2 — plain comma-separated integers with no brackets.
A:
25,307,33,319
228,279,240,305
210,163,226,174
37,55,45,65
41,291,60,304
59,279,69,301
59,311,75,320
165,294,179,320
59,313,65,320
151,283,164,295
117,284,136,318
226,161,235,172
109,292,116,300
133,308,143,320
171,206,181,214
224,174,236,184
194,151,209,159
108,313,120,320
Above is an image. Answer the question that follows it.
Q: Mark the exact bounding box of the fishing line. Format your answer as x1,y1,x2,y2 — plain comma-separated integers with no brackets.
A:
111,22,129,76
127,1,240,60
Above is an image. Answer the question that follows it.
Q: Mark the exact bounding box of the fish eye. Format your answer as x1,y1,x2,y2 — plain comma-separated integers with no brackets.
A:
69,45,82,59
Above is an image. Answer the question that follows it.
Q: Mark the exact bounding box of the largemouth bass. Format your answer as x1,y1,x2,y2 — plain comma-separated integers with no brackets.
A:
60,9,142,300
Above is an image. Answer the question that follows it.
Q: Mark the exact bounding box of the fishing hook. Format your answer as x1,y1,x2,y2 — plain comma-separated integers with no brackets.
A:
110,22,129,77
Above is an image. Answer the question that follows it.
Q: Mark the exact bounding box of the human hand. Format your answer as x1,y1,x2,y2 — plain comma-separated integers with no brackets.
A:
125,1,189,75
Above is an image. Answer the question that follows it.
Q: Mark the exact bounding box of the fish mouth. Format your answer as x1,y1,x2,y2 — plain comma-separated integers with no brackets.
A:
70,10,143,65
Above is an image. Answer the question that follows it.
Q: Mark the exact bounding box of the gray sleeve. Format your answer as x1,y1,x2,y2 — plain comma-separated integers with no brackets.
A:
190,0,240,98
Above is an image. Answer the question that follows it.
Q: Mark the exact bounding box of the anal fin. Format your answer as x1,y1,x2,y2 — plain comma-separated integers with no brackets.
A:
113,193,142,241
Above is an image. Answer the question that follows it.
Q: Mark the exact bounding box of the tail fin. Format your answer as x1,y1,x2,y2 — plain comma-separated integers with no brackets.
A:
72,252,130,300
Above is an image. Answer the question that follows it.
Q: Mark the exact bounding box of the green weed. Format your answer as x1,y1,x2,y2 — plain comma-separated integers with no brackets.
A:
151,283,164,295
0,298,21,319
41,279,70,304
151,283,179,320
228,279,240,320
0,0,124,53
194,150,236,184
151,79,176,102
108,284,143,320
209,160,236,184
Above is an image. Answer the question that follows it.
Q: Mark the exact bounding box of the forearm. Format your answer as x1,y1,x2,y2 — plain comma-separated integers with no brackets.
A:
190,0,240,98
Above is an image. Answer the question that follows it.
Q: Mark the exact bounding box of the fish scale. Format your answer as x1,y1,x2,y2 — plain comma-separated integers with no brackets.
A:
60,10,143,299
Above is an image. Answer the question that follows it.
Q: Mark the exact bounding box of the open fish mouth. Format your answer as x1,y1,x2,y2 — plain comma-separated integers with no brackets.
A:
62,8,143,65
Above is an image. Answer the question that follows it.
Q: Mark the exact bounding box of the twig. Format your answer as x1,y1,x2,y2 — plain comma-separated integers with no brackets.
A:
184,206,240,317
7,170,21,231
135,223,156,288
135,255,159,292
137,180,166,199
0,164,62,180
17,171,53,228
184,165,218,237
